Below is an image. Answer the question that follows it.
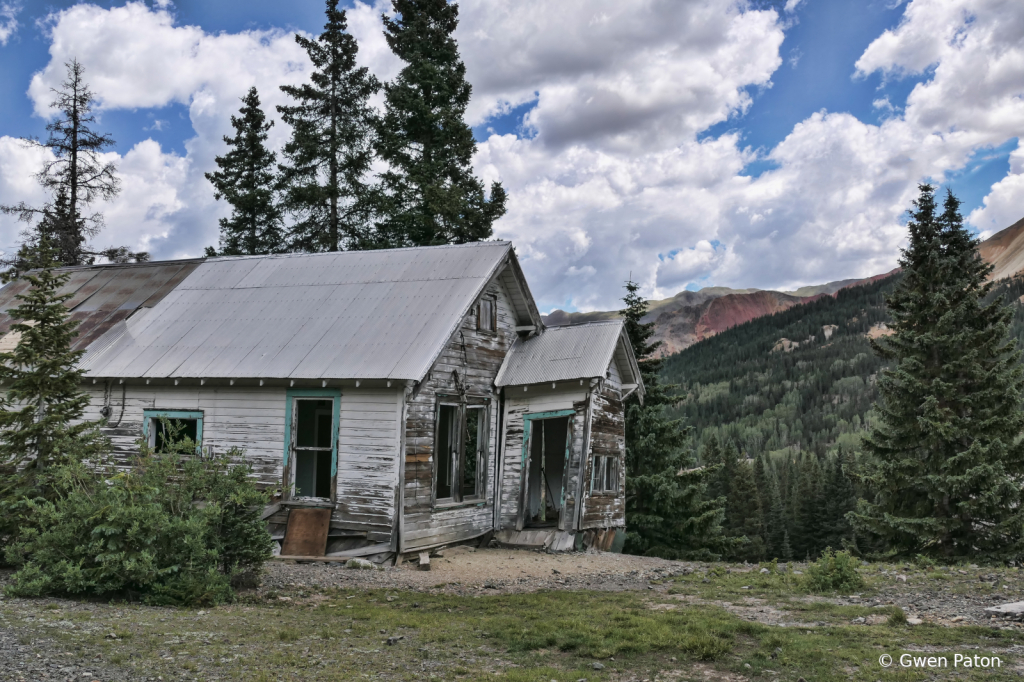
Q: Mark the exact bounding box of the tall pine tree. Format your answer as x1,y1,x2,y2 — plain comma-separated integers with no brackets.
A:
371,0,506,247
1,60,143,268
621,280,729,560
851,185,1024,561
277,0,378,252
205,87,285,256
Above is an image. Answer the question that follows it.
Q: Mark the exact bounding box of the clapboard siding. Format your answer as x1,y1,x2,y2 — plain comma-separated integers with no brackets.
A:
81,383,402,536
400,276,517,551
579,360,627,530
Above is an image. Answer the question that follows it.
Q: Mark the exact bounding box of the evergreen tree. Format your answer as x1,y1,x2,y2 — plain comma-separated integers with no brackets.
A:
371,0,506,247
1,60,146,270
821,451,857,550
277,0,378,252
621,279,729,559
205,87,285,256
763,462,788,559
726,457,767,561
851,185,1024,561
793,454,825,558
0,243,107,539
700,434,725,501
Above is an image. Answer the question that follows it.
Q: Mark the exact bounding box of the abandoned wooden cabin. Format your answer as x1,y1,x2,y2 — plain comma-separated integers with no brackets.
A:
0,241,644,560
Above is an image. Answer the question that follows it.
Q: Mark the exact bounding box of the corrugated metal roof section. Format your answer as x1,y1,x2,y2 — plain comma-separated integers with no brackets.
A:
0,259,203,351
79,242,516,381
494,320,629,387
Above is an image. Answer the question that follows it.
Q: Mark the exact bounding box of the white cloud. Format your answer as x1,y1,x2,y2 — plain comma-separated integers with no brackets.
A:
8,0,1023,313
969,140,1024,238
0,2,19,45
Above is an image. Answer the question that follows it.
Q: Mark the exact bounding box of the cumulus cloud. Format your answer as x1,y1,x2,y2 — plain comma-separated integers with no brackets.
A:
0,2,19,46
969,141,1024,238
5,0,1023,313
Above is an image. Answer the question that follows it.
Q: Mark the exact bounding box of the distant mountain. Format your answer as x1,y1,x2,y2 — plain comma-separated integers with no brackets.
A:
980,216,1024,281
542,275,892,357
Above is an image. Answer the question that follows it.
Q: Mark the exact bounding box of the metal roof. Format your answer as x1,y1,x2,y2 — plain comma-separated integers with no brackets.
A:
0,259,203,351
78,241,536,381
494,320,644,396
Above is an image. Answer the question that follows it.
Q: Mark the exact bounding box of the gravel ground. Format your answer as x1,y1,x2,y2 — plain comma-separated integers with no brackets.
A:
259,546,691,596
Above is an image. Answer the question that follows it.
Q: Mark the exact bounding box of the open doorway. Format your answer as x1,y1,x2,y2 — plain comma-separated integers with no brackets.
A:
523,415,571,528
291,398,335,499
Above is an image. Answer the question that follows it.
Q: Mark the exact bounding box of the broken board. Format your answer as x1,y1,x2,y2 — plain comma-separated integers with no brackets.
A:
280,507,332,557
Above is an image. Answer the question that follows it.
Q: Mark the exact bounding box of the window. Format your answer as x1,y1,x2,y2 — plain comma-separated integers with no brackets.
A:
143,410,203,454
591,456,618,494
290,398,335,499
477,297,496,332
434,401,488,504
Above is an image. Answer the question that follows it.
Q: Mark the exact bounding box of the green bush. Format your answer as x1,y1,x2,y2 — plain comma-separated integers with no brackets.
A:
802,547,864,593
4,437,272,606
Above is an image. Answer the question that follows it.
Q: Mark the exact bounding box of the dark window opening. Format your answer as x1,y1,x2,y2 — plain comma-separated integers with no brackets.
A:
434,401,488,504
152,418,198,453
525,416,570,527
591,455,618,494
478,297,495,332
293,399,334,499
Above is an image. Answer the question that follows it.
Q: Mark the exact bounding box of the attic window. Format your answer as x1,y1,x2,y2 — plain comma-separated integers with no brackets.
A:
477,297,496,332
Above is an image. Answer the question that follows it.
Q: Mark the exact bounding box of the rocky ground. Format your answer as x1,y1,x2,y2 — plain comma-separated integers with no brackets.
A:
2,550,1023,681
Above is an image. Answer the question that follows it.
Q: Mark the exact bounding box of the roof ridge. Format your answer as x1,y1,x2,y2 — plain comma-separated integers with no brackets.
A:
206,241,512,263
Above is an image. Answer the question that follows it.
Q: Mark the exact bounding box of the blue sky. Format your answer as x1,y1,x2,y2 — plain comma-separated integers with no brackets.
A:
0,0,1021,312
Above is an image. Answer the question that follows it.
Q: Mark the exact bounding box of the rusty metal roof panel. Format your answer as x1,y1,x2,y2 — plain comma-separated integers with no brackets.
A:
80,242,514,381
494,321,628,387
0,259,203,346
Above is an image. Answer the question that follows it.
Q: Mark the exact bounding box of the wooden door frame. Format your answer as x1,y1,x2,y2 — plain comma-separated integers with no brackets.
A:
516,409,575,531
282,388,341,502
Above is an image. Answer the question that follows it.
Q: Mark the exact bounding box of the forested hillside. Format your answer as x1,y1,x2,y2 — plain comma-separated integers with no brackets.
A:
662,273,1024,459
657,272,1024,560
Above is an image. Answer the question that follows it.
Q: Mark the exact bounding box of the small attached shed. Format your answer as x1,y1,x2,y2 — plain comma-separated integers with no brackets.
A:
0,242,644,560
493,322,643,552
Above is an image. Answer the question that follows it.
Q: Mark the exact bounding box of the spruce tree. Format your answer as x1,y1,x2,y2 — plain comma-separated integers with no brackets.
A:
726,457,767,561
205,87,285,256
277,0,378,252
851,185,1024,561
0,242,107,541
371,0,506,247
621,280,729,559
821,451,856,550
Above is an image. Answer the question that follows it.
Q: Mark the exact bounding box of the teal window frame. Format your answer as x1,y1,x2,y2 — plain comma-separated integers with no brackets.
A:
283,388,341,483
142,409,204,453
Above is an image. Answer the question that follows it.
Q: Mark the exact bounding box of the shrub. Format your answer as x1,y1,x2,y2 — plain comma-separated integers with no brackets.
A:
803,547,864,592
4,438,272,606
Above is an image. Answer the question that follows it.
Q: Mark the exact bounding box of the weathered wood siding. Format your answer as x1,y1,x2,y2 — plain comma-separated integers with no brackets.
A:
497,384,589,530
401,277,517,551
81,383,402,542
578,359,627,529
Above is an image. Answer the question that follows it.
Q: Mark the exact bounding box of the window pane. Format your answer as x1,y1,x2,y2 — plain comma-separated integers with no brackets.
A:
296,399,332,447
435,405,458,499
594,456,606,492
463,407,483,497
295,450,316,497
154,418,198,453
479,299,494,331
605,458,615,492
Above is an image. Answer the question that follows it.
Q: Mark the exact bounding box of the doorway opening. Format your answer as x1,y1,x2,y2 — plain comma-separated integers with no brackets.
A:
292,398,334,499
524,416,570,528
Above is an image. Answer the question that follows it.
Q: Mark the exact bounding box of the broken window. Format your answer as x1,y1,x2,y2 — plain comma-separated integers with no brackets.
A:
591,455,618,494
291,399,335,499
434,401,488,504
477,296,496,332
143,410,203,453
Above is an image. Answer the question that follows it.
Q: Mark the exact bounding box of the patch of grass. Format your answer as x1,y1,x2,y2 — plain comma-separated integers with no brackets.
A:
888,607,908,626
804,549,864,593
927,571,951,580
276,627,300,642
